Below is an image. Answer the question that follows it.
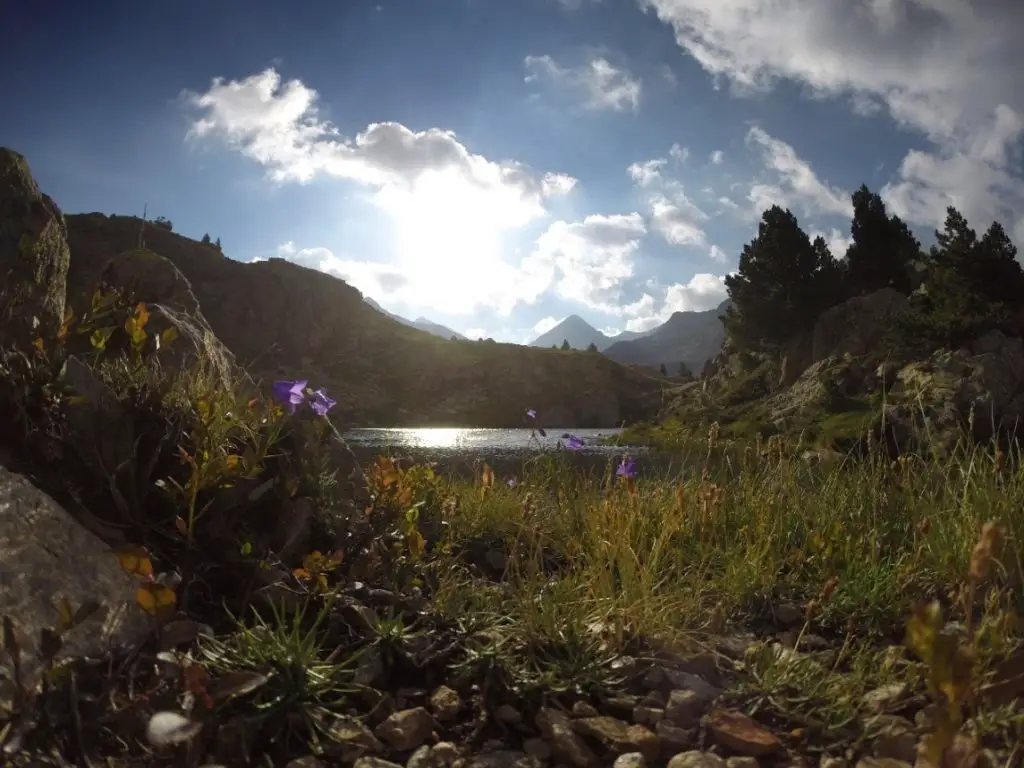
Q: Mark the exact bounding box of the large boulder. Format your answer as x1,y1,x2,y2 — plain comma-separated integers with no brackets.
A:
0,148,71,346
811,288,909,363
0,464,149,696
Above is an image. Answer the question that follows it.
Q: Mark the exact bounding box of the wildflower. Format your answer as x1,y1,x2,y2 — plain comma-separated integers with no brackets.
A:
309,387,336,416
563,434,584,451
272,379,308,413
507,477,518,488
526,408,537,419
616,456,637,479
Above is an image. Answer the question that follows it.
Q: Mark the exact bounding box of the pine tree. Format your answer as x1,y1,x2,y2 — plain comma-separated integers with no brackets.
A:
561,339,571,350
844,185,919,296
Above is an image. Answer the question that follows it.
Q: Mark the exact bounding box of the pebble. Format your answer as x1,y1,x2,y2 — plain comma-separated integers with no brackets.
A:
374,707,436,752
535,707,598,767
667,751,726,768
614,753,647,768
430,686,461,722
665,689,704,728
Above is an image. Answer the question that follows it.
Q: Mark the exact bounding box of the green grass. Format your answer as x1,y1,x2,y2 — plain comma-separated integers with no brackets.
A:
1,286,1022,766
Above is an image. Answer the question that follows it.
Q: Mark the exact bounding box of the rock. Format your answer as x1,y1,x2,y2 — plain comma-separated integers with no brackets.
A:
286,758,327,768
61,356,138,478
811,288,909,365
654,720,694,752
633,705,663,726
496,704,523,724
353,758,404,768
854,759,911,768
571,700,600,718
374,707,436,752
430,685,461,722
324,715,384,760
774,602,805,626
467,752,541,768
862,682,907,713
0,147,71,346
667,751,727,768
663,670,722,704
614,753,647,768
819,759,849,768
429,743,460,765
664,689,705,728
706,709,782,757
536,707,598,767
571,716,660,761
522,738,550,760
0,465,149,698
725,759,759,768
867,715,916,763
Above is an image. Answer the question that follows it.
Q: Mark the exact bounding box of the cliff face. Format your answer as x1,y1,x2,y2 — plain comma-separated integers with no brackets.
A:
64,213,664,427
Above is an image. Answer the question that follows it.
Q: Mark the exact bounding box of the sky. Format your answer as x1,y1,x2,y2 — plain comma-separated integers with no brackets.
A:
3,0,1022,344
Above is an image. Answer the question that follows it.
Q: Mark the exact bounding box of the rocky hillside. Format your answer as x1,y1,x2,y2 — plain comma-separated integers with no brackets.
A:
62,212,666,427
629,193,1024,454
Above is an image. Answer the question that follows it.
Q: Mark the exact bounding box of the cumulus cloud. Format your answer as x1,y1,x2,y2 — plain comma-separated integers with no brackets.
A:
624,273,729,331
627,159,666,187
532,316,564,336
669,143,689,163
709,150,724,165
809,227,854,259
708,244,728,263
641,0,1024,239
524,54,642,112
627,148,710,248
521,213,648,313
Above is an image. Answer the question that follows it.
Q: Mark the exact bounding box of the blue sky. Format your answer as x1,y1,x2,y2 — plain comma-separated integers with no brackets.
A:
3,0,1022,343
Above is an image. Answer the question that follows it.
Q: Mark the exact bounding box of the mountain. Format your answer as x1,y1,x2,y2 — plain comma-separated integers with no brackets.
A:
602,300,731,373
531,315,655,350
60,210,665,428
362,297,465,340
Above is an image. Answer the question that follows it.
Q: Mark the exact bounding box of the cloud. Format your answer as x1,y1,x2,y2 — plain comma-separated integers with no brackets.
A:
809,227,854,259
745,126,853,219
628,148,710,248
708,244,728,263
641,0,1024,239
627,159,666,187
532,316,564,335
521,213,647,313
709,149,725,164
624,273,729,331
184,68,583,316
669,143,689,163
524,55,642,112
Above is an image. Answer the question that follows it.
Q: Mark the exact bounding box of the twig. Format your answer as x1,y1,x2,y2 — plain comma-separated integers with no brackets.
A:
68,668,94,768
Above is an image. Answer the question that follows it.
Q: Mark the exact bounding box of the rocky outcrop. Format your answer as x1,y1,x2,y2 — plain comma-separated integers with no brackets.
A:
62,213,663,427
0,148,71,347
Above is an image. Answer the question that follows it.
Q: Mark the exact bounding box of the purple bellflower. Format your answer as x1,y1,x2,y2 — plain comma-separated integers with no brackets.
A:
272,379,308,413
616,456,637,479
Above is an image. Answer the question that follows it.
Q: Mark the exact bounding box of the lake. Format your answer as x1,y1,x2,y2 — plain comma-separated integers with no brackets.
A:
342,427,644,477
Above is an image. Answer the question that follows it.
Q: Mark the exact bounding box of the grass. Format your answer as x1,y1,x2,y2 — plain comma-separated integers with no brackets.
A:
1,287,1022,766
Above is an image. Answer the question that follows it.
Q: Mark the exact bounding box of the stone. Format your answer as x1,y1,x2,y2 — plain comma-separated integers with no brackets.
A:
572,716,660,762
353,759,404,768
285,758,326,768
495,704,523,724
571,700,599,717
0,465,149,700
535,707,598,767
654,720,694,752
467,752,541,768
706,709,782,757
854,759,910,768
374,707,436,752
0,147,71,347
430,743,460,765
663,670,722,703
521,738,550,760
430,685,461,722
614,753,647,768
867,716,916,763
667,751,727,768
633,705,663,726
60,356,138,479
324,715,383,760
664,689,704,728
725,758,760,768
406,746,433,768
819,759,849,768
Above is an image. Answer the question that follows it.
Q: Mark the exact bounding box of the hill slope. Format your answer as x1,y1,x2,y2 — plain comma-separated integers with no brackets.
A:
63,214,665,427
363,297,466,340
603,301,730,372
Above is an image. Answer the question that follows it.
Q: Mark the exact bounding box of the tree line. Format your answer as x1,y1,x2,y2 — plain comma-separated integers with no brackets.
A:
724,185,1022,352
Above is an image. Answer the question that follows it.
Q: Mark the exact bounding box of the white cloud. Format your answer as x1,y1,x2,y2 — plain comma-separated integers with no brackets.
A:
641,0,1024,239
708,244,728,263
669,143,689,163
184,67,580,316
521,213,647,313
745,126,853,219
662,65,678,87
532,316,563,335
524,55,642,112
709,149,725,164
809,227,854,259
627,158,666,187
650,192,709,247
624,273,729,331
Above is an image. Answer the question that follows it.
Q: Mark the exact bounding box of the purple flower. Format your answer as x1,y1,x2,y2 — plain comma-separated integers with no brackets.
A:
616,457,637,479
507,477,518,488
272,379,308,413
526,408,537,419
564,434,584,451
310,387,336,416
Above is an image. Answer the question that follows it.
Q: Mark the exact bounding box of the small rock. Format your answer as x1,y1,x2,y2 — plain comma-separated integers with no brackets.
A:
285,759,326,768
614,753,647,768
862,683,906,713
854,759,911,768
655,720,694,752
868,716,916,763
641,690,667,707
572,716,659,762
536,707,598,767
354,759,404,768
602,694,641,719
819,759,849,768
522,738,550,760
324,715,383,759
642,666,668,690
667,751,726,768
467,752,540,768
496,704,523,724
354,646,386,686
374,707,436,752
572,700,600,718
431,742,461,765
406,746,433,768
717,635,755,660
632,705,663,726
774,602,805,626
725,758,760,768
663,671,722,703
430,686,461,722
664,689,704,728
706,709,782,757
